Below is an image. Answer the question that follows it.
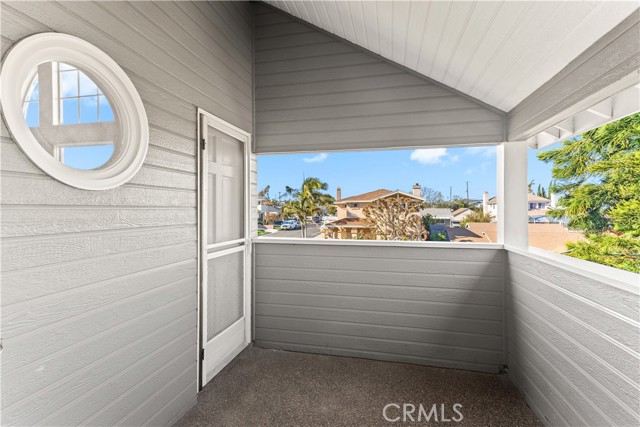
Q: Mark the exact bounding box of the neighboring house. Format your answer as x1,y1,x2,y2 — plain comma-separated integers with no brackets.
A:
450,207,473,228
468,199,483,209
420,208,454,224
527,193,552,210
447,222,586,252
483,191,553,220
324,184,424,239
257,198,281,223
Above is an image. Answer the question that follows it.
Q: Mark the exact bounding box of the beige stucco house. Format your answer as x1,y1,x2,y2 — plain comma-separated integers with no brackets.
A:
323,184,424,239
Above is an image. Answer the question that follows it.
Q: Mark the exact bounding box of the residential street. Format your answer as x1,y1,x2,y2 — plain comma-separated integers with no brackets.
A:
262,223,322,239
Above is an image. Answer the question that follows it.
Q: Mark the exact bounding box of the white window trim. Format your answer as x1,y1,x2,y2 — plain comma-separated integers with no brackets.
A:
0,33,148,190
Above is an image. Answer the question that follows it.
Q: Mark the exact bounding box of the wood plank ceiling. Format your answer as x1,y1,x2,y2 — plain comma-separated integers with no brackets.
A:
264,1,639,112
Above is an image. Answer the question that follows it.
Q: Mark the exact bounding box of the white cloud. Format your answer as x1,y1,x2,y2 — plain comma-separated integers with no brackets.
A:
303,153,328,163
409,148,448,165
464,161,492,176
465,146,496,158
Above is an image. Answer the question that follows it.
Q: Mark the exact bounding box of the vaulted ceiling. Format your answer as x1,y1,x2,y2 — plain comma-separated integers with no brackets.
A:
264,1,639,113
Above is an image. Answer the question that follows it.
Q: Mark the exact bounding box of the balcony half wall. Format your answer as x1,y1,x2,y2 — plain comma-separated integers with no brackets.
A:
254,240,506,373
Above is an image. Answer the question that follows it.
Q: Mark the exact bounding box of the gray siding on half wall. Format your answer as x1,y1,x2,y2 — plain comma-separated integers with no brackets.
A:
506,251,640,427
254,242,506,373
253,4,505,154
0,1,252,426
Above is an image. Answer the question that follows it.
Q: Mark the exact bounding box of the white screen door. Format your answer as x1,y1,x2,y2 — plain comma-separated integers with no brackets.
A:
199,111,250,387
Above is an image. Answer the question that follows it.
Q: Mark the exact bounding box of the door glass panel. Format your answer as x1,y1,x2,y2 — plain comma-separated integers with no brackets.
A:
207,251,244,340
207,128,244,244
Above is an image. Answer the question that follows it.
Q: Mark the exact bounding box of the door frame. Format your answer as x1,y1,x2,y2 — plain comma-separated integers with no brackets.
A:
196,108,252,390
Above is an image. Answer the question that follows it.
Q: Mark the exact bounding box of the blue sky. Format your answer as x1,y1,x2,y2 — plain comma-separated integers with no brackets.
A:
258,144,559,201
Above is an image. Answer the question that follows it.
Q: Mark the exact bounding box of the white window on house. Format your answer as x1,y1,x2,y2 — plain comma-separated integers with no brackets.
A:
1,33,149,190
256,146,497,243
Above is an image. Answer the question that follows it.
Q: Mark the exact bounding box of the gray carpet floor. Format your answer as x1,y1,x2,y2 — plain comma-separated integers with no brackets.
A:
174,345,542,427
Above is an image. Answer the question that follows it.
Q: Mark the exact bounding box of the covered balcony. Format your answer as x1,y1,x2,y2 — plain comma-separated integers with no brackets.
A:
1,1,638,427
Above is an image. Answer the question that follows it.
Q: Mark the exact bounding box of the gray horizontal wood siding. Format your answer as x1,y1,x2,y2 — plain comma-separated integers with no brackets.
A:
254,242,506,373
506,251,640,427
253,4,505,154
0,1,252,426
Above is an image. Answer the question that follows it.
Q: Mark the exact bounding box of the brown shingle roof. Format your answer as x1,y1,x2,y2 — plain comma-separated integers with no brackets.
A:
338,189,392,203
325,218,370,227
452,208,470,216
338,189,423,203
527,193,551,203
528,209,552,216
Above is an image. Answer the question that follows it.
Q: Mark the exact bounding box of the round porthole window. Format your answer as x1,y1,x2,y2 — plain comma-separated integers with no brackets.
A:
0,33,148,190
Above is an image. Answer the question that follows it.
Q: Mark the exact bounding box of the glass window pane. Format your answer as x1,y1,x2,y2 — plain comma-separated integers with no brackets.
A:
60,70,78,97
79,96,98,123
62,144,114,170
25,78,39,102
58,62,76,71
99,95,114,122
24,102,39,127
21,61,119,172
61,98,79,125
31,81,39,101
79,71,98,96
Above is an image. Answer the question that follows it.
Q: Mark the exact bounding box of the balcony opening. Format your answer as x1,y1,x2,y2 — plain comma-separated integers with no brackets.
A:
527,112,640,273
257,146,497,243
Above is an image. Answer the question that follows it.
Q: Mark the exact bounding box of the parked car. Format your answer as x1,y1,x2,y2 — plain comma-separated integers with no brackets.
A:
281,220,300,230
273,220,284,228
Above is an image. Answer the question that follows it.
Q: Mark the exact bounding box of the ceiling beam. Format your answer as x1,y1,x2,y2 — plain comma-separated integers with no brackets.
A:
507,9,640,141
586,98,613,119
527,83,640,149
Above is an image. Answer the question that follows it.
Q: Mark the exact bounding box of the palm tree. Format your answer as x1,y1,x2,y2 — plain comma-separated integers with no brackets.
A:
281,177,334,237
258,185,270,199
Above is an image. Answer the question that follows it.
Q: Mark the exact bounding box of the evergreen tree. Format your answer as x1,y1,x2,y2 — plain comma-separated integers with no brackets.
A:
538,112,640,272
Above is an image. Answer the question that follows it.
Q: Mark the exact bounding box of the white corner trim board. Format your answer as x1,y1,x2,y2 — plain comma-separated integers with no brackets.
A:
0,33,148,190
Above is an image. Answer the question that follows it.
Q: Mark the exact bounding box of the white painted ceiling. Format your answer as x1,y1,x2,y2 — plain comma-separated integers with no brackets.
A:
264,1,639,112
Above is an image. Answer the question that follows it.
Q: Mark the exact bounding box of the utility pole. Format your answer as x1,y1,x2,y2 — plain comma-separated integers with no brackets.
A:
449,186,452,201
466,181,469,205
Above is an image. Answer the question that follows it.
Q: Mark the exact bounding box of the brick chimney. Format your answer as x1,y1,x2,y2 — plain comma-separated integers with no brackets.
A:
336,187,341,201
412,183,421,197
482,191,489,215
